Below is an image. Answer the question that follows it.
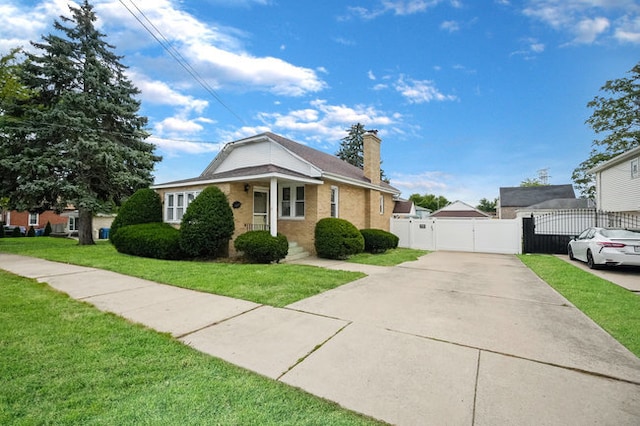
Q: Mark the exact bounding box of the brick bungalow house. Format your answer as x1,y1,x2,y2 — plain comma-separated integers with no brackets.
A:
152,131,400,255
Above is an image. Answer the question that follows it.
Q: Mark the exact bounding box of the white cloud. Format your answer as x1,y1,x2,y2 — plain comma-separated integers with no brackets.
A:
394,75,457,103
368,70,377,80
0,0,326,97
256,99,402,143
614,15,640,43
343,0,450,20
522,0,640,45
440,20,460,32
130,71,209,113
149,136,224,155
511,37,545,58
154,117,205,136
572,16,610,43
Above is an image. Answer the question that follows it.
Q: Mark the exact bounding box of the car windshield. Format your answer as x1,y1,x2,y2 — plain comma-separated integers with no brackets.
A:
600,229,640,239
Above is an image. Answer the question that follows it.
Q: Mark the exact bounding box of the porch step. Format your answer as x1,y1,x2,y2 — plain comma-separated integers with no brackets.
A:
284,241,310,262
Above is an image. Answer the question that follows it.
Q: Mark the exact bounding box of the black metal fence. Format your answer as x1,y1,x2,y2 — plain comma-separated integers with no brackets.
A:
522,209,640,254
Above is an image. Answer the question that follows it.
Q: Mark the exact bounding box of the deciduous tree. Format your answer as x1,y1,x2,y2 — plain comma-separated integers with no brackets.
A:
572,62,640,198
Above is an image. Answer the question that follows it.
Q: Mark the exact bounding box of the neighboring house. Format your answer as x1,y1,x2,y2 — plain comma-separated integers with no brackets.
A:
589,145,640,215
430,200,491,219
152,131,400,255
4,209,114,239
392,199,416,218
4,210,69,232
498,184,576,219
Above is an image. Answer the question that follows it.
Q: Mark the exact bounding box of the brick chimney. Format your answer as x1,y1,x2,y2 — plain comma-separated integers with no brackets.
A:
363,130,381,186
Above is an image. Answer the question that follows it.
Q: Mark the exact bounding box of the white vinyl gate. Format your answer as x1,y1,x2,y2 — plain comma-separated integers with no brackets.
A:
390,218,522,254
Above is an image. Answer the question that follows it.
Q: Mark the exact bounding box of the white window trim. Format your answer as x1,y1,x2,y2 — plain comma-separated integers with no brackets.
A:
279,184,305,219
69,216,78,231
164,190,201,223
330,186,339,218
632,157,639,179
28,212,39,227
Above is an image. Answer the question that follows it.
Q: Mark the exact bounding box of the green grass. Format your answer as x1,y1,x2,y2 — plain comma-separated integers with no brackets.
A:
347,248,429,266
0,238,364,307
519,254,640,357
0,270,381,425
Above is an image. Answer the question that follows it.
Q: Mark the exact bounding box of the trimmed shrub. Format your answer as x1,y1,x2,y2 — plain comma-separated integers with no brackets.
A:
179,186,235,258
234,231,288,264
111,222,184,260
44,221,52,236
360,228,399,254
314,217,364,260
27,226,36,237
11,227,23,237
110,188,162,242
0,225,4,238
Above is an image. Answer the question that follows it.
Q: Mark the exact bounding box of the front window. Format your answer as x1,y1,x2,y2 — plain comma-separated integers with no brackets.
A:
280,185,305,218
379,194,385,215
632,158,639,179
330,186,339,218
165,191,201,222
28,212,39,226
69,216,78,231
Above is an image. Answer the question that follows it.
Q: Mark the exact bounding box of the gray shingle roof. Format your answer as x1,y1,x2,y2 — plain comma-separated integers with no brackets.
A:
155,132,399,194
265,132,398,192
499,185,575,207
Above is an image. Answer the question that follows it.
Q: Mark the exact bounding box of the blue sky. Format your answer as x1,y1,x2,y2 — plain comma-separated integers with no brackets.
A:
1,0,639,205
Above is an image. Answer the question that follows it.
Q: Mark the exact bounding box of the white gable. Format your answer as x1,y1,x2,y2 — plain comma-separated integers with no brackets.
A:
214,140,321,177
440,200,475,211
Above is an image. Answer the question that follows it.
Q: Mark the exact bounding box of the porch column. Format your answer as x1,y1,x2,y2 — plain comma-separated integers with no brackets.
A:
270,177,278,237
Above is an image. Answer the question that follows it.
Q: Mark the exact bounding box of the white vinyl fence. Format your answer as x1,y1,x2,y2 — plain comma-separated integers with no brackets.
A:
390,218,522,254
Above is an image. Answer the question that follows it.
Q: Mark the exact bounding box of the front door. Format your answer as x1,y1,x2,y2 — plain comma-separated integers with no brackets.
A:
253,188,269,230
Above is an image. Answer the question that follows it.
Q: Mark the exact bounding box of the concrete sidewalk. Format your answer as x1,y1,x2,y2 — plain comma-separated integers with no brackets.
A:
1,252,639,425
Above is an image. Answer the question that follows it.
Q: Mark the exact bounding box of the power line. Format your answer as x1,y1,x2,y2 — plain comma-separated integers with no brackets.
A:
117,0,247,126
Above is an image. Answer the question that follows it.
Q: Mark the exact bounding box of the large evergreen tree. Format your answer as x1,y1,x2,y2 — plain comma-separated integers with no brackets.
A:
572,62,640,198
336,123,388,181
0,1,160,245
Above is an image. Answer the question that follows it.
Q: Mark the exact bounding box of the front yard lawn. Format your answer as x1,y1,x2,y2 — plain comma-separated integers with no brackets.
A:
0,270,380,425
348,248,428,266
0,238,364,307
519,254,640,357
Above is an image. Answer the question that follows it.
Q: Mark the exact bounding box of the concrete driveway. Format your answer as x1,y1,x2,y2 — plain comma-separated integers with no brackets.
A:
2,251,639,425
281,252,640,425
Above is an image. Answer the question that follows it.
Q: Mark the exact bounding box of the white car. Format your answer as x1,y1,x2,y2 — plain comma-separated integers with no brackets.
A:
568,227,640,269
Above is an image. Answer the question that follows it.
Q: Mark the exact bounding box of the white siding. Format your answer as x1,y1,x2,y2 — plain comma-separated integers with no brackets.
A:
597,155,640,212
216,140,321,177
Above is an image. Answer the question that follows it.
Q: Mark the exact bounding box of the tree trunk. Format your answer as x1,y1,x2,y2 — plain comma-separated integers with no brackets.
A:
77,207,95,245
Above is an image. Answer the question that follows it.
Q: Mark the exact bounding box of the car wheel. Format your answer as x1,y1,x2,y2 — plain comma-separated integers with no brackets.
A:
568,246,575,261
586,250,598,269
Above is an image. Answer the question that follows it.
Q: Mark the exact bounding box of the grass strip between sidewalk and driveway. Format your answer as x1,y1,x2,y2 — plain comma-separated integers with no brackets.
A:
0,238,364,307
0,270,381,425
519,254,640,358
347,248,428,266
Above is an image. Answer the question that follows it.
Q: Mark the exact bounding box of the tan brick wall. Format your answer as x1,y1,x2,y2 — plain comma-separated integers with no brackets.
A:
156,180,396,257
500,207,518,219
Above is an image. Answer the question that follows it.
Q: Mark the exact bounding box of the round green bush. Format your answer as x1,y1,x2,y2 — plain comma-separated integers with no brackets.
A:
11,226,23,237
0,224,5,238
111,222,184,260
110,188,162,242
234,231,288,264
360,228,399,253
314,217,364,260
27,226,36,237
179,186,235,258
44,221,52,237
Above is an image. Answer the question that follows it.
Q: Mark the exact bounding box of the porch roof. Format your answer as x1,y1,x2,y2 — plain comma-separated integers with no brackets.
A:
152,164,322,189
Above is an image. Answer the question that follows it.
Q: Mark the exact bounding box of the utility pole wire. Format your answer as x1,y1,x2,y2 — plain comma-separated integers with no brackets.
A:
117,0,246,125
